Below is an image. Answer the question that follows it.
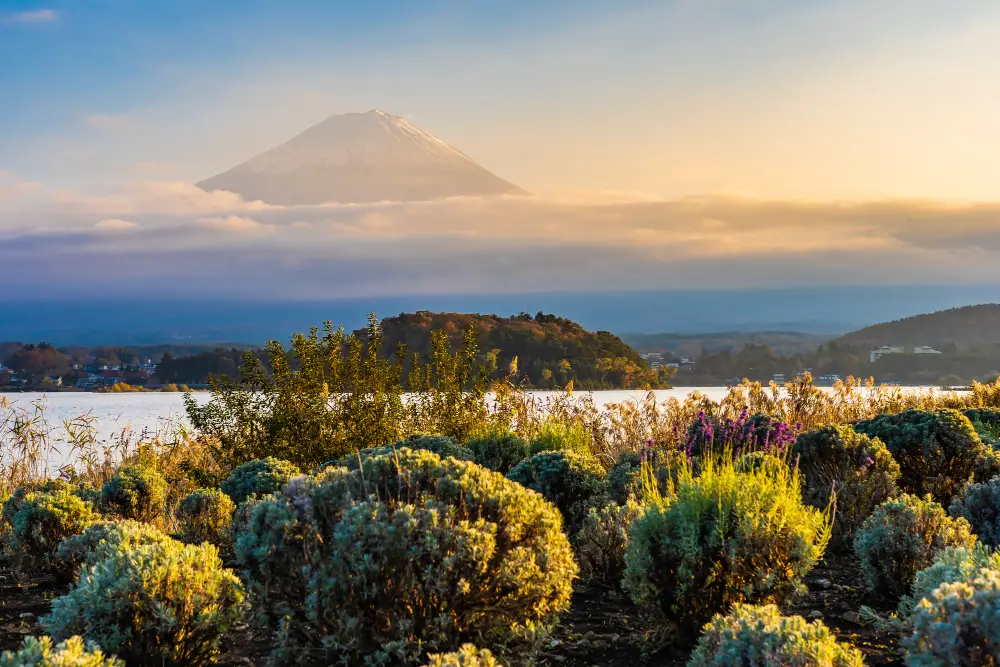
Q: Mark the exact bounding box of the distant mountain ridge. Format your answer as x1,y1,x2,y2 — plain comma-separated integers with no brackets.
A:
197,109,525,205
835,304,1000,349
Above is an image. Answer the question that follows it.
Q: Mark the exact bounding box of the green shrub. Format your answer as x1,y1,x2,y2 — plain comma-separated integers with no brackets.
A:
904,569,1000,666
235,448,576,666
973,447,1000,484
899,544,1000,618
220,457,300,505
527,420,592,456
100,464,168,522
574,499,643,587
622,456,830,639
793,424,901,549
964,408,1000,444
506,450,608,530
606,449,684,504
2,480,75,528
687,603,864,666
0,636,123,666
43,541,245,667
949,477,1000,548
854,409,987,503
176,488,235,546
854,494,976,601
422,645,499,667
337,435,475,470
465,431,528,474
54,520,175,581
9,488,97,571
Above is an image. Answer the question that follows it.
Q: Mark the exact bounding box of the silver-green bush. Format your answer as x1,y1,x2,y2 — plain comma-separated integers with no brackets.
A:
687,604,864,666
9,488,97,572
220,457,300,505
465,431,528,474
0,636,123,667
100,464,167,523
176,488,235,546
422,645,499,667
899,544,1000,618
904,569,1000,666
854,494,977,601
574,499,643,587
43,541,245,667
54,520,175,581
948,477,1000,548
235,448,576,666
506,450,608,530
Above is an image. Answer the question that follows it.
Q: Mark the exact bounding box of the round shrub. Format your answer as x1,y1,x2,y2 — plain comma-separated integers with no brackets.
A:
465,431,528,474
854,494,977,601
687,603,864,667
574,499,643,587
527,420,592,456
228,493,271,544
235,448,576,666
43,540,245,667
0,635,124,666
220,457,300,505
793,424,901,549
176,488,235,546
101,464,168,522
949,477,1000,548
899,544,1000,618
904,569,1000,666
606,449,684,504
54,519,176,581
685,411,798,458
506,450,608,530
338,435,475,470
10,488,97,570
964,408,1000,444
422,645,499,667
853,409,987,504
622,458,830,639
2,479,75,528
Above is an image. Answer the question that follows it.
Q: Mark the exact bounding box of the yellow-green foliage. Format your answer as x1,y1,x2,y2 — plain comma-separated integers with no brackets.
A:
528,420,592,456
43,541,245,667
2,480,75,528
904,569,1000,666
793,424,901,549
574,499,643,587
176,488,235,546
687,604,864,667
220,457,300,505
100,464,167,523
235,448,576,666
854,494,977,601
506,450,608,530
853,409,987,504
0,636,123,667
422,645,499,667
54,520,176,581
623,454,830,639
338,435,475,470
9,487,97,571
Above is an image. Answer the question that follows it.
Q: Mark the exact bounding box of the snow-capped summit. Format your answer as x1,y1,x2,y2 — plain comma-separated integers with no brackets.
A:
197,110,525,205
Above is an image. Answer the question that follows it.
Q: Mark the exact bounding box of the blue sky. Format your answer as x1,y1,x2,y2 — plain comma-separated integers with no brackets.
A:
5,1,1000,299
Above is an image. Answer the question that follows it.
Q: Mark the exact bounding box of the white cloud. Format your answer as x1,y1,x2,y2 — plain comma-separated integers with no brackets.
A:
5,9,59,23
83,114,133,132
198,215,274,235
94,218,138,231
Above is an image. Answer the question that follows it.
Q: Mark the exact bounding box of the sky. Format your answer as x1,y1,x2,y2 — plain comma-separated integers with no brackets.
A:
3,0,1000,300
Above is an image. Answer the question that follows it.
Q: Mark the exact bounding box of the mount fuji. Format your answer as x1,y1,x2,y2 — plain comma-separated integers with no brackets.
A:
197,109,526,205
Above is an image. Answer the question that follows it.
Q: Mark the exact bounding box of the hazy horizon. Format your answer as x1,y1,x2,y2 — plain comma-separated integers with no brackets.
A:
4,1,1000,300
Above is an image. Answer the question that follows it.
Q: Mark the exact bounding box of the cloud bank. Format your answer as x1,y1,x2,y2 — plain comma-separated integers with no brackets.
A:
2,179,999,298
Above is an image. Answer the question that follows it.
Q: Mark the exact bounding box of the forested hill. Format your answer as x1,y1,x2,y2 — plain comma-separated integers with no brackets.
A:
835,304,1000,349
367,311,671,389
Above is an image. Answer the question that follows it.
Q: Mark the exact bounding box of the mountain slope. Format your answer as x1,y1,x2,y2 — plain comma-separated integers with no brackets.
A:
197,109,525,205
835,304,1000,349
